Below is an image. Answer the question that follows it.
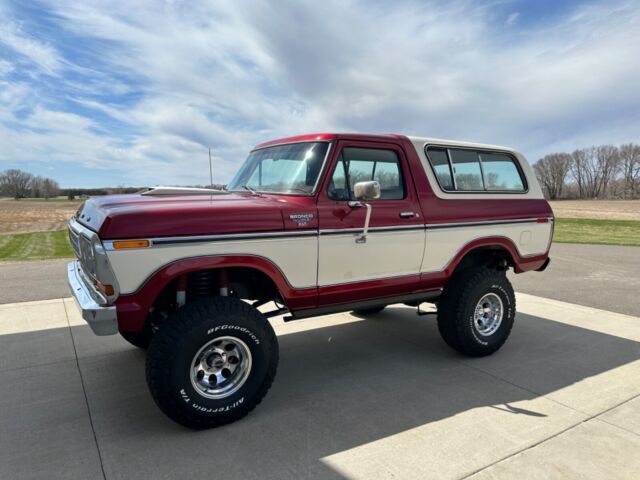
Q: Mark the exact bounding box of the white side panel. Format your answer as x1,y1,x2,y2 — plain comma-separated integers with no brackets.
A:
107,237,317,294
422,222,552,272
318,230,425,285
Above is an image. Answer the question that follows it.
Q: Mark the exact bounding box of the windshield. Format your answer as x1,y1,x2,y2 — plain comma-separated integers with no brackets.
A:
227,142,330,195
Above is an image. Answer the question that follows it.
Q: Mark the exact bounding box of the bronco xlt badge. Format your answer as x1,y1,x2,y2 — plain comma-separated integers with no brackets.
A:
289,213,314,226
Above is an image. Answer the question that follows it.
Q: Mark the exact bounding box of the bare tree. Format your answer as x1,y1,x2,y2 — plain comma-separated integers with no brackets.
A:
31,175,45,198
569,148,588,198
619,143,640,198
42,178,60,199
534,153,571,199
594,145,620,198
0,169,33,199
569,146,620,198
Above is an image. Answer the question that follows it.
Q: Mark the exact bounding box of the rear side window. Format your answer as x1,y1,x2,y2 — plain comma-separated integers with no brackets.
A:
479,152,525,191
425,147,526,193
449,149,484,191
426,148,454,190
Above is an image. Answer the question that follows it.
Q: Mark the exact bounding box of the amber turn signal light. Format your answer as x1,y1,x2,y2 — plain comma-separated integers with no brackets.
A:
112,239,150,249
96,281,115,296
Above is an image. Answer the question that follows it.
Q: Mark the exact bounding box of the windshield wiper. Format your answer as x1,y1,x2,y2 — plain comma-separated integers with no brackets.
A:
240,185,258,195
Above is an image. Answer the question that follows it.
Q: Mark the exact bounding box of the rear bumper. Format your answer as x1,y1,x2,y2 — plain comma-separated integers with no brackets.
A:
67,261,118,336
536,257,551,272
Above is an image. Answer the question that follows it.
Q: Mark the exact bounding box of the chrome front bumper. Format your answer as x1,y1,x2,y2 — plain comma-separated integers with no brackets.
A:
67,261,118,336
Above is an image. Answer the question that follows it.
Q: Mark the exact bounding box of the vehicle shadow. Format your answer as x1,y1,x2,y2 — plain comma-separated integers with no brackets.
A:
1,306,639,479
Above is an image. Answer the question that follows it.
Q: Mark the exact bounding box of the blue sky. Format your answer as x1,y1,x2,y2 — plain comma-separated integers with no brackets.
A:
0,0,639,188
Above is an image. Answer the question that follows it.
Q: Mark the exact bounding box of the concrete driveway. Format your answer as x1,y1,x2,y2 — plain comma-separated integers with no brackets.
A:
1,294,639,479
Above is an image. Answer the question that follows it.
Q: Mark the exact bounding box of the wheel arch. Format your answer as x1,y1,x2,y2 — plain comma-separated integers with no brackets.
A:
444,236,543,278
115,255,316,332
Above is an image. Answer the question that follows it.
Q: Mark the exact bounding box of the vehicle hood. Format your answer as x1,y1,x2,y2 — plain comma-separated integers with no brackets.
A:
75,192,314,240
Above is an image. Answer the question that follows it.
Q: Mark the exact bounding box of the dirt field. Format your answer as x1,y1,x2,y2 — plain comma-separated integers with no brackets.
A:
0,198,81,234
549,200,640,220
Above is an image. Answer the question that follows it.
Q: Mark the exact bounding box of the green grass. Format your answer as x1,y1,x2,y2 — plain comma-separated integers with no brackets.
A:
0,230,74,261
554,218,640,247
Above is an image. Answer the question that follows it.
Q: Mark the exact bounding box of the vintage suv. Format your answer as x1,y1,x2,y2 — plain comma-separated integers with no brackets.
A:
68,133,553,429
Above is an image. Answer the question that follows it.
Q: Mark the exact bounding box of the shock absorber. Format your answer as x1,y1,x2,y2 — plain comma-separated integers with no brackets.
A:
176,275,187,308
189,270,213,299
219,269,229,296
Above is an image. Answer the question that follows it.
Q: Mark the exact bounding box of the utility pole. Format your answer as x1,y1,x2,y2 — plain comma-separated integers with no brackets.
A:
208,147,213,188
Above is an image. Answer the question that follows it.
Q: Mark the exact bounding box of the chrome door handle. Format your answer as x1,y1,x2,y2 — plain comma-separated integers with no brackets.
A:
399,212,415,218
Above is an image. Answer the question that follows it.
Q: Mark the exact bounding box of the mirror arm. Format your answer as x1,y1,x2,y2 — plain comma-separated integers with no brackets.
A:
355,203,372,244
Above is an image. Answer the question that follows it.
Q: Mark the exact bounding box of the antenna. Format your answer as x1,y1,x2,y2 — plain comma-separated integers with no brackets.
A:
208,147,213,188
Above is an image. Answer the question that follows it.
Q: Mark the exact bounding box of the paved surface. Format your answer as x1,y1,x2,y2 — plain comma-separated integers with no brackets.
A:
0,259,70,304
1,294,639,479
509,243,640,317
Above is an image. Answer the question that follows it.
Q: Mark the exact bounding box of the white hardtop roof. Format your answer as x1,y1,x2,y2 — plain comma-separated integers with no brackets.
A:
407,136,516,152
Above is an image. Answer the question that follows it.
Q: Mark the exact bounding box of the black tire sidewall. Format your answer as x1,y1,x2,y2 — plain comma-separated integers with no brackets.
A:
460,276,514,349
168,312,274,418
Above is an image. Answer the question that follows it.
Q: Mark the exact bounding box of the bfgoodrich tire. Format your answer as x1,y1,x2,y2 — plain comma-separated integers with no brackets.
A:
146,297,278,429
437,268,515,357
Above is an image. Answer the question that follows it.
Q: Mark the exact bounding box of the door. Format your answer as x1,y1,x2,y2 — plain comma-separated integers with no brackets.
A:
316,141,426,305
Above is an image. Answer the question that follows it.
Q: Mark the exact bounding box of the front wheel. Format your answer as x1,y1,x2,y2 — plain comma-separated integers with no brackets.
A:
146,297,278,429
437,268,515,357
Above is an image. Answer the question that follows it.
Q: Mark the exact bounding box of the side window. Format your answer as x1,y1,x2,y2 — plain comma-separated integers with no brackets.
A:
426,148,454,190
480,153,525,191
327,148,405,200
449,149,484,191
426,147,526,193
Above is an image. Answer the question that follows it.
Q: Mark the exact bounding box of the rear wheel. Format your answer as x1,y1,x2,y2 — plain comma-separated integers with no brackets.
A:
437,268,515,357
352,305,386,316
146,297,278,429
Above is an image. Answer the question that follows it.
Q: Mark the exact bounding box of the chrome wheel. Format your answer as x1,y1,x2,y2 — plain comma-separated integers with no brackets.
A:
190,336,252,399
473,293,503,336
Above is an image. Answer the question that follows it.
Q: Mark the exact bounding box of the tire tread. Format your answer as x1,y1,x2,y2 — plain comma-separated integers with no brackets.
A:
145,297,278,429
437,268,515,357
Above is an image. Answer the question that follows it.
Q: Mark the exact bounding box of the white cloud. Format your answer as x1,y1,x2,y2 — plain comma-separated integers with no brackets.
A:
0,0,639,187
506,12,520,25
0,13,63,75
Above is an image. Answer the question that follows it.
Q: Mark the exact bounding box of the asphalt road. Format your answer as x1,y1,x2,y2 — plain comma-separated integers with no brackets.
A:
0,243,638,317
0,258,71,305
509,243,640,317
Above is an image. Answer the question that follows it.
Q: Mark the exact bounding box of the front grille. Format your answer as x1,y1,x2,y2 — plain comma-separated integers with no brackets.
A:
80,236,96,277
69,224,96,278
69,227,81,258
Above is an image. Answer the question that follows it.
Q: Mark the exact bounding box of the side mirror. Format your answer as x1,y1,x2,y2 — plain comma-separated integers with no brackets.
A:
350,181,380,244
353,181,381,201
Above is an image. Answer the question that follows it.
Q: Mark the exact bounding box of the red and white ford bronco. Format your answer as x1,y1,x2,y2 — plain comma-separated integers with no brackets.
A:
68,133,553,429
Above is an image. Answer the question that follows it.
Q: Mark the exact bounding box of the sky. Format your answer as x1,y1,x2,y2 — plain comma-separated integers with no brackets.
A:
0,0,639,188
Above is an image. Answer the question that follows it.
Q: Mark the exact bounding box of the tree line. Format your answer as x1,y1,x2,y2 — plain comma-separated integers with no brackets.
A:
0,169,145,199
0,169,60,199
534,143,640,200
0,168,228,199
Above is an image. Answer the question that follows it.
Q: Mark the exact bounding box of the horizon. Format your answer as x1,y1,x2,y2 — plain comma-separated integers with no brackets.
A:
1,0,639,188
